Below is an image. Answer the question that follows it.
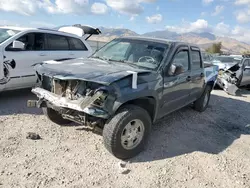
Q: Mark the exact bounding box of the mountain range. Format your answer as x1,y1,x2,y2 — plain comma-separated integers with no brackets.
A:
90,27,250,54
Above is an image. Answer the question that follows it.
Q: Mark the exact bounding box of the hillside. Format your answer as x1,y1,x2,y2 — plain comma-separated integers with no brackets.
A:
90,27,250,54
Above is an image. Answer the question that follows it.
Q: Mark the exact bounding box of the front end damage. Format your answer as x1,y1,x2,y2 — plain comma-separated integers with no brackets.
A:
28,74,116,127
216,64,242,95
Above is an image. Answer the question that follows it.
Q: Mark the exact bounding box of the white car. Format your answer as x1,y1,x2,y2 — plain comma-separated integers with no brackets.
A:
0,24,101,92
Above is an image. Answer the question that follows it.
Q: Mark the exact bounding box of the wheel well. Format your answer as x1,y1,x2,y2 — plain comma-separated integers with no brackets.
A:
120,97,156,121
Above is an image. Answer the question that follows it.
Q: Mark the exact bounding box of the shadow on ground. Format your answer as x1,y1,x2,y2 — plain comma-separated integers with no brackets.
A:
1,88,250,163
0,88,42,116
132,93,250,163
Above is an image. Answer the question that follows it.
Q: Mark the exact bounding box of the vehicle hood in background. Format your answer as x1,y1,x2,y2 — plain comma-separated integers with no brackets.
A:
212,61,238,70
34,58,152,85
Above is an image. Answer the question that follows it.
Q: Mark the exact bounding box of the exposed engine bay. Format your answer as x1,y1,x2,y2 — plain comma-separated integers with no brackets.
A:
216,63,242,95
30,74,116,127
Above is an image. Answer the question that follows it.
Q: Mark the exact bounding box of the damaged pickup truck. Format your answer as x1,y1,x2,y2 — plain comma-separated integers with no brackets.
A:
212,55,250,95
28,36,218,159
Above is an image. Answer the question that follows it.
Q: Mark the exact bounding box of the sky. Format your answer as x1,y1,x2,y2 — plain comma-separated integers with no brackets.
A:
1,0,250,42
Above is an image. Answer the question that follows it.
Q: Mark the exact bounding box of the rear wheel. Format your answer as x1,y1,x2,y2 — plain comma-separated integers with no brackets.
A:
103,105,152,160
193,85,212,112
43,107,71,125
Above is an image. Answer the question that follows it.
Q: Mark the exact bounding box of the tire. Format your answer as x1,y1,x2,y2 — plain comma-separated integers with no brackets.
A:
193,85,212,112
103,105,152,160
43,107,71,125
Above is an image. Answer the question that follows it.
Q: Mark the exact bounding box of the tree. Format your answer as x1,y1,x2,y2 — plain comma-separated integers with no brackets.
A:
242,50,250,55
205,42,222,54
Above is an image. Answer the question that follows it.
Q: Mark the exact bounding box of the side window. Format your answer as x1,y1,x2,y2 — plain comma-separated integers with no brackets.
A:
33,33,45,51
6,33,45,51
243,59,250,67
47,34,69,50
68,37,88,51
170,50,189,75
191,50,202,69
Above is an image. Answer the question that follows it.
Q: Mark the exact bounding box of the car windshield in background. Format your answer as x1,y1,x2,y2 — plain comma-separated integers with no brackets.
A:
213,56,241,64
91,38,170,69
0,28,20,44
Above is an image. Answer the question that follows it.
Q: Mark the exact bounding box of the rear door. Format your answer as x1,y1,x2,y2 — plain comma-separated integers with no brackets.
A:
240,59,250,86
46,33,83,61
189,47,205,100
159,46,192,118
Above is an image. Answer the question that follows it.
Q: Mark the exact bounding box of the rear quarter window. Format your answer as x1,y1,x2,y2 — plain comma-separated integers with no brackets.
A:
68,37,88,51
47,34,69,50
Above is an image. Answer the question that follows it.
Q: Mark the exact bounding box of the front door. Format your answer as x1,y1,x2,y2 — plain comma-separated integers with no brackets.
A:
3,32,48,90
158,46,192,119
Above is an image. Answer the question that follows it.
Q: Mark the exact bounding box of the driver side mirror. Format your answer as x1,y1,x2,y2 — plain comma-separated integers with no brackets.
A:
13,40,25,50
168,64,184,76
6,40,25,51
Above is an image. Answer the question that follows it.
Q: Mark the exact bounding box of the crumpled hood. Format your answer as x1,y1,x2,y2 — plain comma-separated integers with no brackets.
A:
212,61,238,70
34,58,152,85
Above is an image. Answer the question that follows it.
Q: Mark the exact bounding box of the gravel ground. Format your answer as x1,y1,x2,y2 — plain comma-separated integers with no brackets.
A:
0,88,250,188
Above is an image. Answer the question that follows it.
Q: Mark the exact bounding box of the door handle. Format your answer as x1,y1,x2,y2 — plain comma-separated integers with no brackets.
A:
69,53,74,55
200,73,205,77
186,76,191,82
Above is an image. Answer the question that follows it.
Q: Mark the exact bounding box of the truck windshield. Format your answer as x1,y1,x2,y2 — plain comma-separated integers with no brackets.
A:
91,38,170,69
0,28,20,44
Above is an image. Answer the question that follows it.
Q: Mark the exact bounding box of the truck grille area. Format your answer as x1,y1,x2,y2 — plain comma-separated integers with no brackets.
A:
51,79,87,100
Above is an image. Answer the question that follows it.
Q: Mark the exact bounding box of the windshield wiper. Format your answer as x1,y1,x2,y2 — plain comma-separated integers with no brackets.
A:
107,59,140,68
91,56,106,61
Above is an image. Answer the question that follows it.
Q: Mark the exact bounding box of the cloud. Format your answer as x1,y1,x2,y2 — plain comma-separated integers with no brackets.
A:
0,0,38,15
0,0,91,15
40,0,89,14
231,25,250,43
235,0,250,5
146,14,163,24
212,5,224,16
166,19,211,33
91,3,108,14
165,19,250,43
214,22,230,35
203,0,214,5
129,16,136,21
105,0,157,15
236,10,250,23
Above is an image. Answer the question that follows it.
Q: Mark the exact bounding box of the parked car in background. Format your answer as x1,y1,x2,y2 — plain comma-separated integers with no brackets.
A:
28,36,218,159
215,55,250,95
0,24,101,92
211,56,242,70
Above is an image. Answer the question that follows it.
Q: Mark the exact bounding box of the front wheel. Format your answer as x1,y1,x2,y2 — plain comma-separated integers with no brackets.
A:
103,105,152,160
193,85,212,112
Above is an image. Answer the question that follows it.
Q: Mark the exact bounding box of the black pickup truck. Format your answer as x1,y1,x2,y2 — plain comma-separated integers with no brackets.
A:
28,36,218,159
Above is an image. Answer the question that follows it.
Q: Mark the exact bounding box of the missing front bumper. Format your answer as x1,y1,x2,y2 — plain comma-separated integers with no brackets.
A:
28,87,109,119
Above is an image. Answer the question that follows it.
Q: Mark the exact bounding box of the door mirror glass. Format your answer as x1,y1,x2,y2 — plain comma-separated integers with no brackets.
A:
12,40,25,50
169,64,185,76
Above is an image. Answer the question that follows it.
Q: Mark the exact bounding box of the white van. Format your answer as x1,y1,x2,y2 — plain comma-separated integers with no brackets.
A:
0,25,101,92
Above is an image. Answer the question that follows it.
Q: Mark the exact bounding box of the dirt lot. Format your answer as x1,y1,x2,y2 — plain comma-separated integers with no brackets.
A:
0,88,250,188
